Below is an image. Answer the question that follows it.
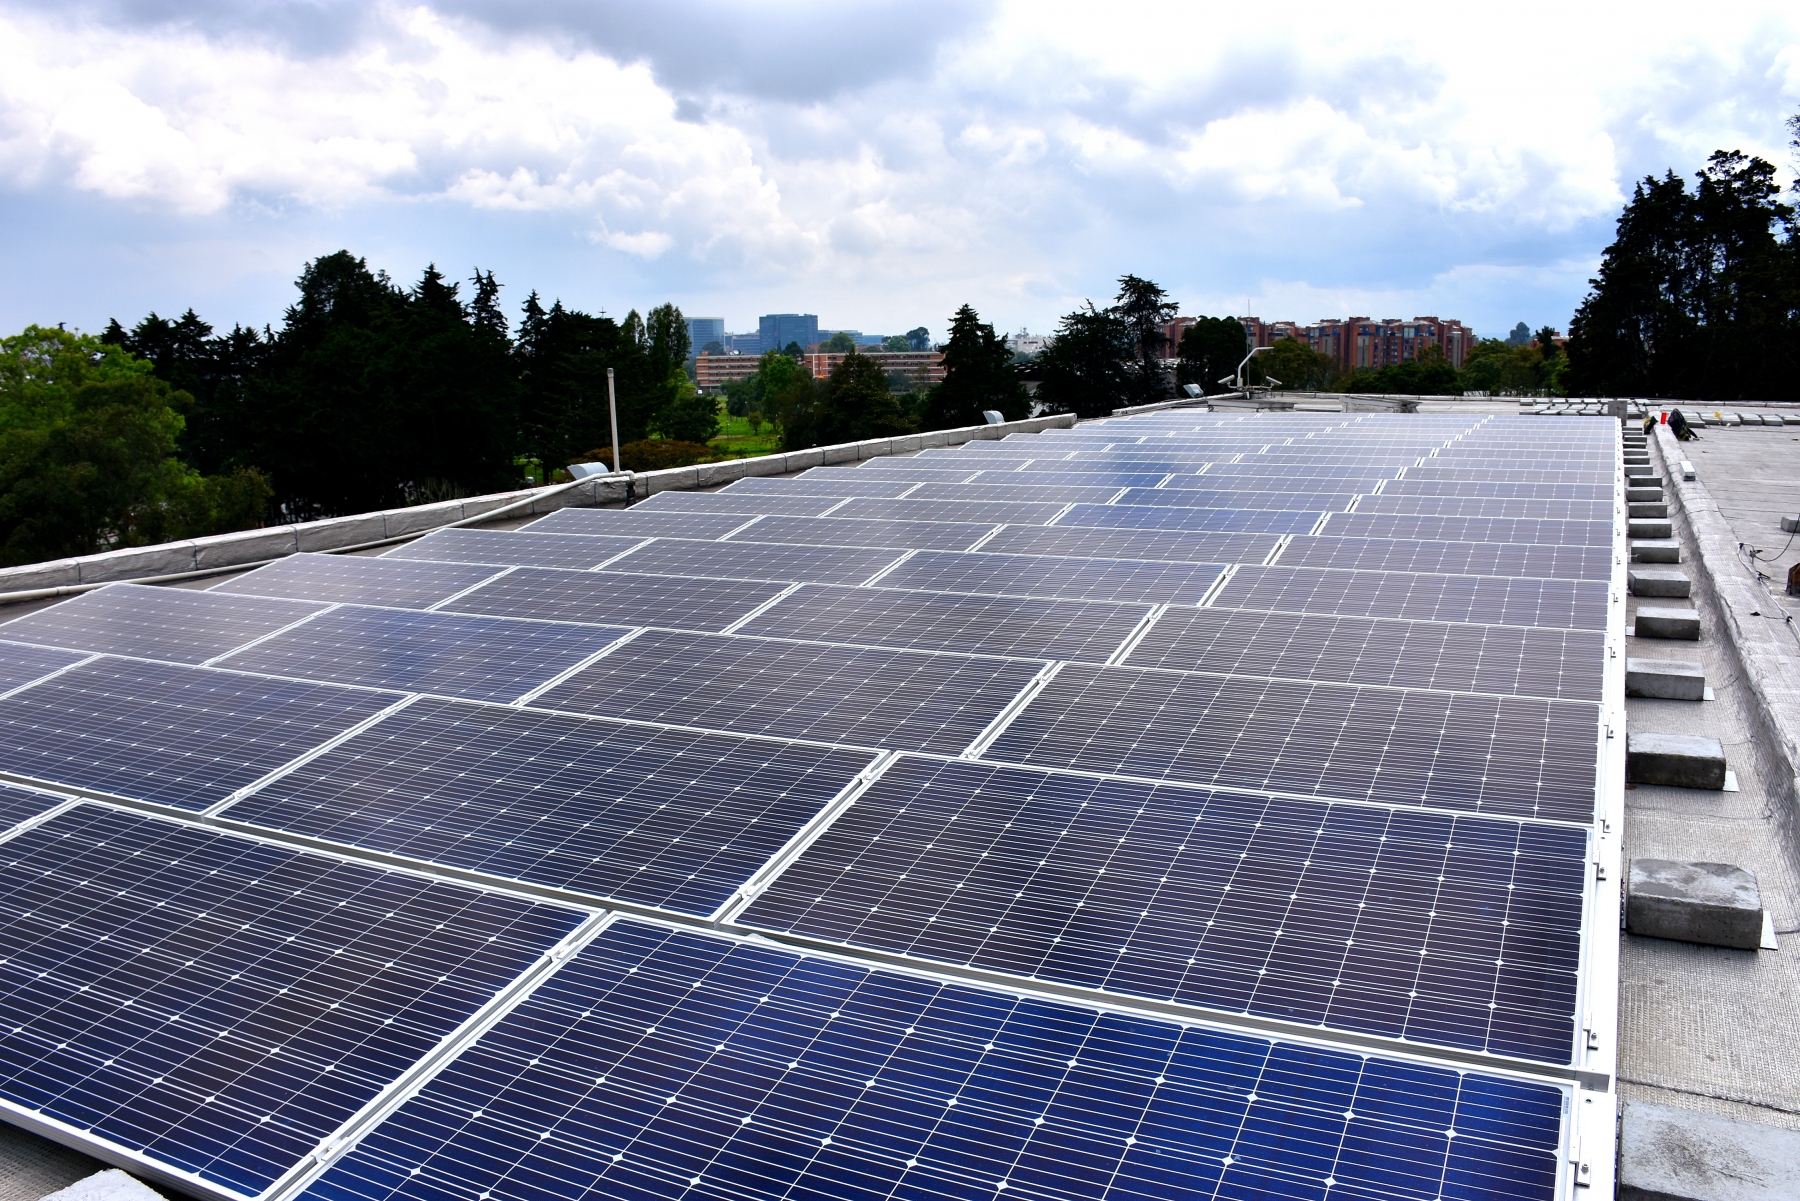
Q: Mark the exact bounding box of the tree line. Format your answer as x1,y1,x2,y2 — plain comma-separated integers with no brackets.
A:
1564,125,1800,400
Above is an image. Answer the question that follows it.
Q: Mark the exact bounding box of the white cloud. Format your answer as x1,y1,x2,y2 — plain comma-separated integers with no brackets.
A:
0,0,1794,336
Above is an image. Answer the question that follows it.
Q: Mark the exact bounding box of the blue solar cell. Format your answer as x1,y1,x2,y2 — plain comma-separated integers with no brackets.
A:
384,528,645,570
440,566,788,632
1319,512,1615,547
522,508,759,539
724,476,920,499
634,490,850,517
1118,487,1359,510
0,584,327,664
0,804,583,1196
799,465,979,483
0,640,90,695
214,553,503,609
0,658,400,810
1214,566,1610,629
1277,536,1613,581
0,780,64,832
827,497,1072,525
1382,480,1615,501
971,469,1171,488
293,920,1567,1201
215,605,630,704
737,584,1151,662
985,663,1599,822
598,539,909,586
980,525,1281,565
902,481,1126,505
741,756,1588,1063
721,515,1001,552
1128,606,1605,701
876,550,1226,605
1057,505,1323,535
1354,496,1615,521
533,629,1043,754
226,697,874,914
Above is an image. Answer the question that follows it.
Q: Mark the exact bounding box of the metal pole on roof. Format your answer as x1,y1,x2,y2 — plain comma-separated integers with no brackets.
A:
607,367,622,474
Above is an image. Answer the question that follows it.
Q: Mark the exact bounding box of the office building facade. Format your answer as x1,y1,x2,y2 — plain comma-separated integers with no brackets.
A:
758,314,820,355
685,318,725,353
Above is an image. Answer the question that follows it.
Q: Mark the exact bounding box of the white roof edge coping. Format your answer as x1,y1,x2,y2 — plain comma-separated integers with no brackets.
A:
0,413,1076,595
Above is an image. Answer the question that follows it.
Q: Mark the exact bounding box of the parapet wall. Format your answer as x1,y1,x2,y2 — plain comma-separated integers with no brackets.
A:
0,413,1077,596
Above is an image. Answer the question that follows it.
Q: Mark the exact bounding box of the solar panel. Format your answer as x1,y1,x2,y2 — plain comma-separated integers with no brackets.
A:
1382,480,1615,501
0,583,327,665
384,527,646,570
720,515,1001,552
981,525,1281,565
0,640,92,695
1123,487,1359,510
740,755,1588,1062
1213,566,1610,629
1056,504,1324,535
901,481,1127,505
1352,496,1615,521
216,605,630,704
0,779,65,832
0,803,583,1196
1202,463,1402,480
632,490,850,517
1125,606,1605,700
1319,513,1615,547
876,549,1226,606
1277,535,1614,581
798,465,979,483
1016,460,1213,476
293,919,1569,1201
736,584,1151,663
440,566,788,632
1401,467,1612,484
723,476,920,499
532,629,1042,754
224,696,875,915
985,663,1599,821
969,469,1171,488
0,658,400,810
214,553,503,609
522,508,758,540
827,497,1072,525
597,539,909,586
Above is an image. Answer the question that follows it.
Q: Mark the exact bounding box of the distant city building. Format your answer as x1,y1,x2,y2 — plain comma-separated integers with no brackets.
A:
694,353,765,393
685,317,725,352
815,330,890,350
724,331,765,354
1009,328,1053,356
803,349,945,387
1221,315,1471,372
758,313,819,355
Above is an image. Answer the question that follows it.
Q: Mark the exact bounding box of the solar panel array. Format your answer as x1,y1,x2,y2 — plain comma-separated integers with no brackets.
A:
0,410,1623,1200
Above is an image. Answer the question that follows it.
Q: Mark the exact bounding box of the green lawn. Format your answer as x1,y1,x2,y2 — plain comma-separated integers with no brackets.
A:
710,414,782,459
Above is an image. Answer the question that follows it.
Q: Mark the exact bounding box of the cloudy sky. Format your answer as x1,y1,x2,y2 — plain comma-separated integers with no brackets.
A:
2,1,1797,343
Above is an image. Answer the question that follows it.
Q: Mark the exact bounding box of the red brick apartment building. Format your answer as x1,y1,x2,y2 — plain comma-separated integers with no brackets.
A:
1156,316,1472,371
802,350,946,387
697,350,947,393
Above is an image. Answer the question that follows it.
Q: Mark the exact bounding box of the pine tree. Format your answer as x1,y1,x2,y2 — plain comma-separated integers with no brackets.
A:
922,304,1028,430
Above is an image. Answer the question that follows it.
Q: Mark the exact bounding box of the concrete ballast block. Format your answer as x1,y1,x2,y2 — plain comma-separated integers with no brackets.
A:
1634,605,1701,639
1627,732,1727,789
1625,658,1706,700
1619,1100,1800,1200
1629,567,1691,598
1629,518,1674,539
1631,540,1681,563
1628,501,1669,518
1624,464,1657,478
1626,487,1662,502
1626,859,1762,948
1781,515,1800,533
